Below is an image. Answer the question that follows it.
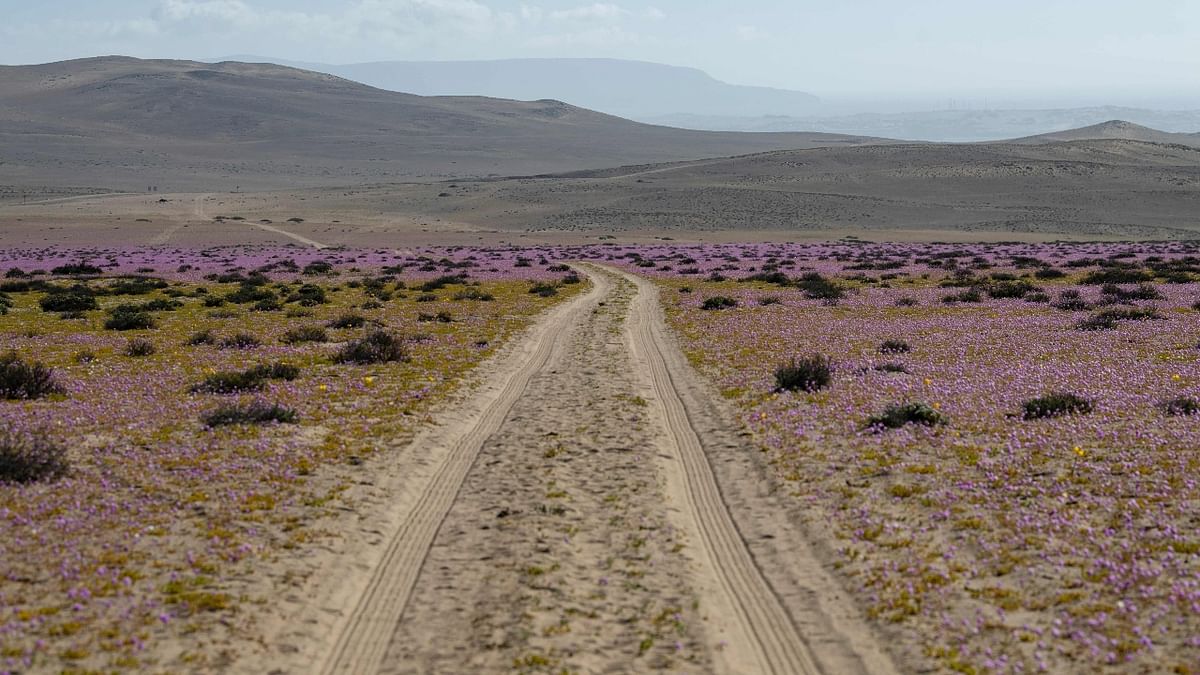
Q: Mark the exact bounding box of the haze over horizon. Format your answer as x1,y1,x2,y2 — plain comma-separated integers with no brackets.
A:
3,0,1199,113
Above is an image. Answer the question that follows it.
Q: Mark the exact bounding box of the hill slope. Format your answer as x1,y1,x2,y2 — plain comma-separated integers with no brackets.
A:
223,56,822,119
0,57,873,194
1011,120,1200,147
369,137,1200,239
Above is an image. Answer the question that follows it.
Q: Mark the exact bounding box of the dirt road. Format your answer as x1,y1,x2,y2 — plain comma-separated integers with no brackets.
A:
256,266,895,674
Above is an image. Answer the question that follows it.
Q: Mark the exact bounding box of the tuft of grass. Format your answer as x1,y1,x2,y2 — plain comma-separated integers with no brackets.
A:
0,427,69,484
774,355,832,392
191,362,299,394
334,330,409,365
867,402,946,430
202,401,298,427
0,351,65,400
1021,392,1093,420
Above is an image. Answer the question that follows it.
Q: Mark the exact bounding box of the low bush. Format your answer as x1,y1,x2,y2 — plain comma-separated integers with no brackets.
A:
879,339,911,354
1162,397,1200,416
104,307,156,331
0,427,69,484
39,288,98,313
282,326,328,344
186,330,216,346
286,284,329,306
774,355,832,392
328,314,366,329
219,333,261,349
202,401,298,427
453,288,495,301
334,331,409,365
796,272,844,301
701,296,738,310
1021,392,1093,420
529,282,559,297
0,352,65,400
1076,307,1161,331
124,338,156,357
874,362,909,373
866,402,946,429
190,362,299,394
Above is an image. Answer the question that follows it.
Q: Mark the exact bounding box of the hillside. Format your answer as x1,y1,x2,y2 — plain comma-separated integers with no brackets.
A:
0,57,875,195
223,56,822,119
357,136,1200,239
1011,120,1200,147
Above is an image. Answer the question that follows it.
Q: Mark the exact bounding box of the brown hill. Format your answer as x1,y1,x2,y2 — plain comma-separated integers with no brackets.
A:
1011,120,1200,147
0,56,882,195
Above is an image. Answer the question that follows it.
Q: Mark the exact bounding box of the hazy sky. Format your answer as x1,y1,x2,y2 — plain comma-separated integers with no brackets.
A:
3,0,1198,106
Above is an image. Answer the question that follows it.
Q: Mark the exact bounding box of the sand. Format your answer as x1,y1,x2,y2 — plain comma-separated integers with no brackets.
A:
218,265,898,674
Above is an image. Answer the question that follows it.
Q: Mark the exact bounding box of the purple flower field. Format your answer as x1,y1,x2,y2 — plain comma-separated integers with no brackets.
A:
0,246,581,672
4,240,1200,673
590,240,1200,673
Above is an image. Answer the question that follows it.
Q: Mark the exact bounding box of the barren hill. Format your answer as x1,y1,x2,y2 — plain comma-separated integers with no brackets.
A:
0,57,877,195
365,137,1200,239
1012,120,1200,147
224,56,823,119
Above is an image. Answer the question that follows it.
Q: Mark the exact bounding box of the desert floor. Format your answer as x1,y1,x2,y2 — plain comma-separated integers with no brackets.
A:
207,265,899,674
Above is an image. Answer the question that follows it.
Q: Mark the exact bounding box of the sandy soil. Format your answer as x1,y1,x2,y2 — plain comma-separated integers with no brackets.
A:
220,265,898,675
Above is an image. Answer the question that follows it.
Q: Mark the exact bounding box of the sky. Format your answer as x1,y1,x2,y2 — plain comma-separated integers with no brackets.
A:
2,0,1199,109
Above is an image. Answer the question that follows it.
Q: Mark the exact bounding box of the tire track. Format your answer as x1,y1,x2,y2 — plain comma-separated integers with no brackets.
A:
321,272,610,674
607,263,823,675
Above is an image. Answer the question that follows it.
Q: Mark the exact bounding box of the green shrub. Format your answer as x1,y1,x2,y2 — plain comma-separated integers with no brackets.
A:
202,401,298,427
0,427,69,484
774,355,832,392
282,326,328,344
1162,397,1200,416
866,402,946,429
124,338,156,357
701,296,737,310
334,331,409,365
1021,392,1093,420
0,352,65,400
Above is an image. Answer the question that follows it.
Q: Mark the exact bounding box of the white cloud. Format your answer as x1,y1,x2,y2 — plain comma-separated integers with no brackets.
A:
549,3,629,21
735,25,768,41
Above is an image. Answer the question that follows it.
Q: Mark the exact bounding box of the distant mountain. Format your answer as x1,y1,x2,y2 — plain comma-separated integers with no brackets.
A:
647,107,1200,142
1010,120,1200,147
0,57,878,193
220,56,822,119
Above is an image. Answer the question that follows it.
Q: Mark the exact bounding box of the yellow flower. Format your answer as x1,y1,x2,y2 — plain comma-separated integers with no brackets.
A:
364,376,376,386
1073,446,1086,458
932,402,941,409
923,378,932,385
1172,374,1183,382
318,384,328,392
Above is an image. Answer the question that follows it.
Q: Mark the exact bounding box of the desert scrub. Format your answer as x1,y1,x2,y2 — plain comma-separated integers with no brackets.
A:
866,402,946,430
0,351,65,399
124,338,156,357
202,401,298,427
0,427,69,484
700,296,737,310
774,355,832,392
190,363,299,394
334,330,409,365
282,325,328,344
1020,392,1094,420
